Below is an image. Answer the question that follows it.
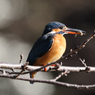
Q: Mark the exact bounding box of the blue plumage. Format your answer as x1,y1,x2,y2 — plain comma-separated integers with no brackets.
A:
26,33,54,65
27,33,55,84
42,22,66,35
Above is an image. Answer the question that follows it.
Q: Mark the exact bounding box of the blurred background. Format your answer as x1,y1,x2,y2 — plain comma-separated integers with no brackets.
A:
0,0,95,95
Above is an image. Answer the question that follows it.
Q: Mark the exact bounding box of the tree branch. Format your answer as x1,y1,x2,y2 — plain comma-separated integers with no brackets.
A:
1,63,95,73
0,62,95,90
0,31,95,89
59,30,95,60
0,74,95,90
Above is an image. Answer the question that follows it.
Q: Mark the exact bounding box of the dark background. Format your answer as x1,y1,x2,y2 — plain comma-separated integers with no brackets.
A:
0,0,95,95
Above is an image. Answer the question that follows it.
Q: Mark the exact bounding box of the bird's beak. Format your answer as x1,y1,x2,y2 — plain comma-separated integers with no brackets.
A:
63,27,86,36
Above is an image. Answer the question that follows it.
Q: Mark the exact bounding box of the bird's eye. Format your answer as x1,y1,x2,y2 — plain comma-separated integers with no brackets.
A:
47,27,52,32
59,26,63,29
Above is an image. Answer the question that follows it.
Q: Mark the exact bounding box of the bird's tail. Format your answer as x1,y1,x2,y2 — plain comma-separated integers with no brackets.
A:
29,72,37,84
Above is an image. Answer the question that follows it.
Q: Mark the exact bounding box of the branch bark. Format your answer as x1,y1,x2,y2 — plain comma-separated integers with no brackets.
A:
0,73,95,90
0,63,95,73
0,62,95,90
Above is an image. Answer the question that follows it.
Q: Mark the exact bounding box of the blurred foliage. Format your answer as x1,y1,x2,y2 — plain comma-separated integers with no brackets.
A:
0,0,95,95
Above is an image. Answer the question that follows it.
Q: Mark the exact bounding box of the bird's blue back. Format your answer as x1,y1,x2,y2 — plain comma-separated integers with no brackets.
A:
26,33,55,65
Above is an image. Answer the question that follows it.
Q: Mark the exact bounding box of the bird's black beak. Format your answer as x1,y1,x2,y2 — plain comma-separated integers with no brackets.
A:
63,27,86,36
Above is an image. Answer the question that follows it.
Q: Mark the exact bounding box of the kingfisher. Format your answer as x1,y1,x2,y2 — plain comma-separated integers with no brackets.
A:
26,22,85,84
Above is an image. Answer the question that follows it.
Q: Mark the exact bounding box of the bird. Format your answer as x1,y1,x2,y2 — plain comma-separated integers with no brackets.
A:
26,21,86,84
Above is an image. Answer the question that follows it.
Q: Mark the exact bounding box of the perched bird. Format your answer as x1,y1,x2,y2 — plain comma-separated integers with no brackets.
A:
26,22,85,84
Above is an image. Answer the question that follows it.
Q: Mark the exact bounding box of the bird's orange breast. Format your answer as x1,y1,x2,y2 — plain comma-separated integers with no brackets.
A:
33,34,66,66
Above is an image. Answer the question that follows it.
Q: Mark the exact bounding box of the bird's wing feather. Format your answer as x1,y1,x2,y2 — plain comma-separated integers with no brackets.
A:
26,34,54,65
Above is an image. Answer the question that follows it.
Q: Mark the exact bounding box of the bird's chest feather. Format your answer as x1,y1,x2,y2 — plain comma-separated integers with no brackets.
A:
49,34,66,62
34,34,66,66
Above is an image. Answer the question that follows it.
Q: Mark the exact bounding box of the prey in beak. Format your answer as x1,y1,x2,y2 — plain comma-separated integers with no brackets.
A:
62,27,86,36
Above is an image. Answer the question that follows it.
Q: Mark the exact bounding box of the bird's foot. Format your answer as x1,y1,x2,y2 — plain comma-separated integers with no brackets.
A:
52,64,56,66
44,67,47,72
43,64,56,72
43,65,47,72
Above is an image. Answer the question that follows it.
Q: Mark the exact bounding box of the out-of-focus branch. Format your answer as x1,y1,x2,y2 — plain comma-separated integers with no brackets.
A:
19,54,23,64
59,31,95,61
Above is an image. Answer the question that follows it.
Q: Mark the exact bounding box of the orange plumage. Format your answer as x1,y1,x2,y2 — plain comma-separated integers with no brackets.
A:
31,34,66,78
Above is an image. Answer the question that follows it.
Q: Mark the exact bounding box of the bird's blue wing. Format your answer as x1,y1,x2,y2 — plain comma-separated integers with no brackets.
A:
26,34,54,65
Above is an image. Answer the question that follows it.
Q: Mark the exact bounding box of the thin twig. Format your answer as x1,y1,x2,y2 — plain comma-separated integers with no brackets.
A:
52,70,69,81
79,58,87,67
19,54,23,64
79,58,90,72
59,31,95,61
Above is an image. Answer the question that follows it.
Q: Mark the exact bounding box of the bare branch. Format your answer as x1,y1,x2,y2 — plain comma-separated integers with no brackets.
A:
79,58,90,72
14,62,29,78
19,54,23,64
0,74,95,90
52,70,70,81
59,31,95,61
79,58,87,67
0,63,95,74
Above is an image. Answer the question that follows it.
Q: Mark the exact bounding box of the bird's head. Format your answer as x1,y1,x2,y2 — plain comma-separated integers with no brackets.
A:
42,22,86,36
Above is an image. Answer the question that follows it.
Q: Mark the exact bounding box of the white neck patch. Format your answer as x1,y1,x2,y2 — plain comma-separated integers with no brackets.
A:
47,31,56,35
